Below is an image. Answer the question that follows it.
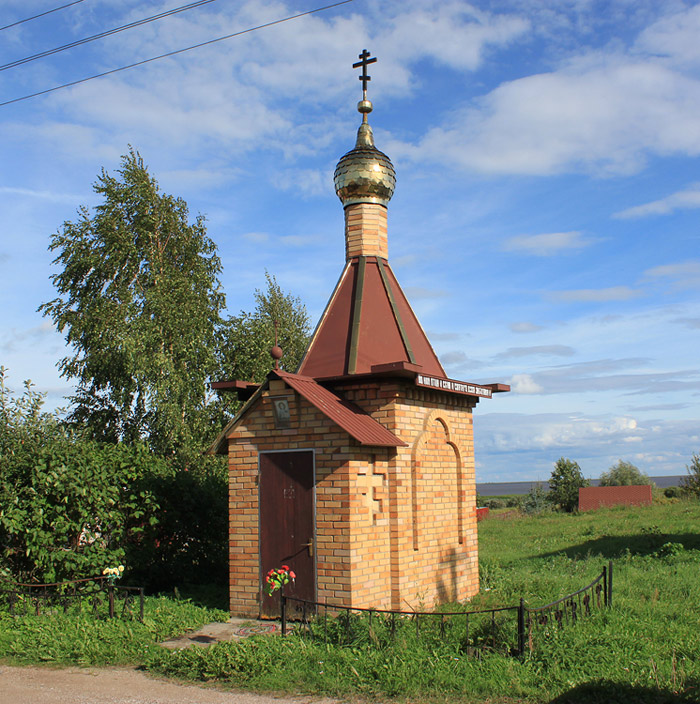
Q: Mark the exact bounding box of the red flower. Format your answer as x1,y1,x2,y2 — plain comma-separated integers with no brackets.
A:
289,571,296,580
281,565,290,571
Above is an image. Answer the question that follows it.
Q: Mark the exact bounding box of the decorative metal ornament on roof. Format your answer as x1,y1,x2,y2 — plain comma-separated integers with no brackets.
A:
334,49,396,208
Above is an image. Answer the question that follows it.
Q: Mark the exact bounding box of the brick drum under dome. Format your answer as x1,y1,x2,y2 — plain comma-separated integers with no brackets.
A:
210,51,509,618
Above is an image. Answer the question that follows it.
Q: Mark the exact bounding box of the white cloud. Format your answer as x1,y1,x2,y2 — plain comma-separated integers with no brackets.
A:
502,231,592,255
635,3,700,68
1,322,57,353
674,317,700,329
404,286,448,299
644,260,700,289
546,286,642,302
279,234,319,247
498,345,575,359
401,53,700,175
510,373,543,394
501,358,700,397
509,321,544,334
0,186,83,203
242,232,269,243
441,350,484,369
613,182,700,218
382,1,530,73
476,412,699,481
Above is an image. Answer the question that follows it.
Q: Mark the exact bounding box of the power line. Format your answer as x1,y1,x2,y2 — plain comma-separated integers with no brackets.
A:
0,0,355,108
1,0,220,72
1,1,86,32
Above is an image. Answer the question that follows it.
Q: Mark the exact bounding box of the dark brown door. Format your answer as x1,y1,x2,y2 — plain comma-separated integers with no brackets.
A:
259,451,315,617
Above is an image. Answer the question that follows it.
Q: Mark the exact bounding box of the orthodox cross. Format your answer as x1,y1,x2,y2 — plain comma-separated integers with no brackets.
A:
353,49,376,94
358,458,385,524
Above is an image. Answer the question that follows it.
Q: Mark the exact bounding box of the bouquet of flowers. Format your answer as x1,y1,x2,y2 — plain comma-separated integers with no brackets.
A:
264,564,296,596
102,565,124,586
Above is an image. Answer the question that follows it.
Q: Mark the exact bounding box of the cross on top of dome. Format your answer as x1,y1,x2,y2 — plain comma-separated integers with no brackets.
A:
353,49,377,95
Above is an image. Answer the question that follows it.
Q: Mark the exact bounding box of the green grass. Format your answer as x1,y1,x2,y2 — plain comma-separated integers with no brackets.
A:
146,501,700,702
0,595,228,666
2,501,700,702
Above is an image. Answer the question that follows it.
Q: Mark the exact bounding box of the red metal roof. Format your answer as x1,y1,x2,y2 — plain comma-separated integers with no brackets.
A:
297,256,446,379
274,370,405,447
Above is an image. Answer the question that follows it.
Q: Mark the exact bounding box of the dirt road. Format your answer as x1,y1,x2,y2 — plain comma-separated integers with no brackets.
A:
0,665,343,704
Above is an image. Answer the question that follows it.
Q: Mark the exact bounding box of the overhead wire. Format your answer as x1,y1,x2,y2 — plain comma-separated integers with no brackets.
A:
1,1,86,32
1,0,220,72
0,0,355,108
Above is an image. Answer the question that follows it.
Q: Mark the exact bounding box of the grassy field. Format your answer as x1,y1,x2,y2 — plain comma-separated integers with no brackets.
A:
2,501,699,702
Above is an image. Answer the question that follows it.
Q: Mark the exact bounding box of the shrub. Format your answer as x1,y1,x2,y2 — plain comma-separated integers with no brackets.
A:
521,485,551,515
681,452,700,498
599,460,649,486
548,457,588,512
664,486,681,499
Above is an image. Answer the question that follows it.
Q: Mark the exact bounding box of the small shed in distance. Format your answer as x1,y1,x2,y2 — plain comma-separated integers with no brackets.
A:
211,52,508,618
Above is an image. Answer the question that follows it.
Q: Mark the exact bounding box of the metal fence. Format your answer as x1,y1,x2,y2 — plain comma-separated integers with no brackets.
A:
0,577,145,621
281,561,613,658
524,562,611,649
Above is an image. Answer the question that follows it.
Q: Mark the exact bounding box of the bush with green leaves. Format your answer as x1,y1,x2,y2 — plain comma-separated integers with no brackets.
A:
124,456,228,592
599,460,650,486
681,452,700,498
0,368,162,583
547,457,589,512
521,484,551,515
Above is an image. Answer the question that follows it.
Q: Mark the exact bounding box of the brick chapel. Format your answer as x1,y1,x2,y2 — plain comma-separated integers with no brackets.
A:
211,51,508,618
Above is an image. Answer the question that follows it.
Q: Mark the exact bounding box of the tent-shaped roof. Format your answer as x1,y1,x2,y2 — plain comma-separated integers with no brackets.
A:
297,255,446,380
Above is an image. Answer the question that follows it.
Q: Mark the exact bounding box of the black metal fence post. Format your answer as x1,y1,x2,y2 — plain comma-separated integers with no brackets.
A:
108,585,115,618
517,598,526,657
603,564,608,607
280,594,287,636
608,561,613,607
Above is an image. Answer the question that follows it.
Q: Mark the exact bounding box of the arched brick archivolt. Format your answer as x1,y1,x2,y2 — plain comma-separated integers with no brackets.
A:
411,410,464,550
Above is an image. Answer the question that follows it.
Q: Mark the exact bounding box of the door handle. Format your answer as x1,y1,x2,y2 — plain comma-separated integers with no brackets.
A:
303,537,314,558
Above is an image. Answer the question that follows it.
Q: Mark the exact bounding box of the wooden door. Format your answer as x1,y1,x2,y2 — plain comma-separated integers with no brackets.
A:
259,450,315,617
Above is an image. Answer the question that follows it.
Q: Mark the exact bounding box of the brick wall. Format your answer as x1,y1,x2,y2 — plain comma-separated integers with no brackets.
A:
226,378,480,616
344,202,388,260
339,382,479,610
227,384,362,616
578,485,652,512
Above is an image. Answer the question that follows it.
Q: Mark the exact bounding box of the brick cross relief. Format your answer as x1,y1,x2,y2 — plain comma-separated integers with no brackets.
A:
358,462,384,522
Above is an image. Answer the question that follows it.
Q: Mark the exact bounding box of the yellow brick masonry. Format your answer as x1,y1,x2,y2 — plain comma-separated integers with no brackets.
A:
227,386,371,616
334,382,479,611
344,202,388,260
226,379,479,617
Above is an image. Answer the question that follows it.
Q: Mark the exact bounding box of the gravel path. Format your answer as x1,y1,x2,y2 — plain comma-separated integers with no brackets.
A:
0,665,344,704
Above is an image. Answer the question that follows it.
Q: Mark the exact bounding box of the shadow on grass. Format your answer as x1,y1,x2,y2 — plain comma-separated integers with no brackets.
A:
167,583,228,611
549,679,699,703
539,533,700,561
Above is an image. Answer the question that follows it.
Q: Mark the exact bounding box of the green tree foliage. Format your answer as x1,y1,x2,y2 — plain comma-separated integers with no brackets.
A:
0,368,160,583
521,484,552,515
39,149,225,457
680,452,700,498
217,271,311,385
548,457,589,512
124,458,228,592
599,460,650,486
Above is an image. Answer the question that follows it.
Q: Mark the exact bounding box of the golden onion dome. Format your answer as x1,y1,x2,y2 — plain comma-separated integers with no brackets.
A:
334,98,396,207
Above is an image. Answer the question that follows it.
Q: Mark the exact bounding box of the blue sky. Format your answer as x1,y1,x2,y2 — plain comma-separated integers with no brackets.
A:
1,0,699,482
